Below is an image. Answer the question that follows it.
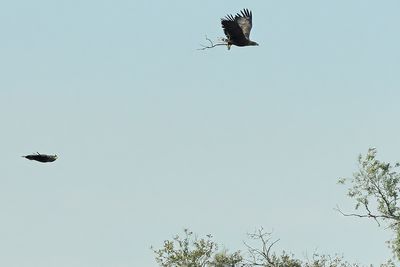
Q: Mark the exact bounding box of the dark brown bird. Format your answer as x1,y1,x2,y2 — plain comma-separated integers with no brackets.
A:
221,9,259,50
22,152,58,163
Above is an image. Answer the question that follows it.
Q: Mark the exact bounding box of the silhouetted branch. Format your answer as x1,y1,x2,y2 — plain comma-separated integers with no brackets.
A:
334,205,385,226
198,36,227,50
243,228,280,266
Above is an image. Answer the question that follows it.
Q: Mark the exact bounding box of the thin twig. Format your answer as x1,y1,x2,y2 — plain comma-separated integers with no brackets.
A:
243,228,280,267
197,36,227,50
266,239,280,265
334,205,384,226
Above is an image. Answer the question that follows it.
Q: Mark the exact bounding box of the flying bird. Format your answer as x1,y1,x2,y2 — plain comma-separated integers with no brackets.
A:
221,9,259,50
22,152,58,163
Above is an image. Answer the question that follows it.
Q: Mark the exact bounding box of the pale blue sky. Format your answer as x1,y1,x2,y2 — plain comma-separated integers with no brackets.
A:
1,0,400,266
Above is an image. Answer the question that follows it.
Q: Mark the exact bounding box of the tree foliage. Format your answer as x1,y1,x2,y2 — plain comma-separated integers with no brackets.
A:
152,148,400,266
152,228,380,267
338,148,400,259
151,228,242,267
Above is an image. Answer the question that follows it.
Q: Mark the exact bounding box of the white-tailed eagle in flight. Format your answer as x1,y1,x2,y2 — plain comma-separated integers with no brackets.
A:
221,9,258,50
23,152,58,163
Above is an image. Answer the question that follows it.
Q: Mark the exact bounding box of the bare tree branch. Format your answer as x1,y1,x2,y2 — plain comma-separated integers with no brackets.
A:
198,36,227,50
334,205,387,226
243,228,280,267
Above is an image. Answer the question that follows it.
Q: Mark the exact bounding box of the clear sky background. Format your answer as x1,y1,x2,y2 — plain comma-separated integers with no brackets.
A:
1,0,400,266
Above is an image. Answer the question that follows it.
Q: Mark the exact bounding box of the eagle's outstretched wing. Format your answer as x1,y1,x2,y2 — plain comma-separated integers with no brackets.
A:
235,9,253,39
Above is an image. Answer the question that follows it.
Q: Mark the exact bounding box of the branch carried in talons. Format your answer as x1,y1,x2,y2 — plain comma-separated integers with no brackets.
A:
197,36,227,50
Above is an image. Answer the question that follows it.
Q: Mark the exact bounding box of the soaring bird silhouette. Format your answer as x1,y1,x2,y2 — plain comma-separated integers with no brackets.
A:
22,152,58,163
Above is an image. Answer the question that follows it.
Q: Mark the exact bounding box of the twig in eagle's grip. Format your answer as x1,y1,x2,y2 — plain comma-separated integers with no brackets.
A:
197,35,227,50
